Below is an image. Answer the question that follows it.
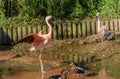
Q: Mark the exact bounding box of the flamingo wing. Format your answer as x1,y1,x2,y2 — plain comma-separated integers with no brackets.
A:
19,34,44,43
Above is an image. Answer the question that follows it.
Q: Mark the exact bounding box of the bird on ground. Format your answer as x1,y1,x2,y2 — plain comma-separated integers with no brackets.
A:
96,13,108,37
48,69,70,79
70,62,89,79
19,15,53,79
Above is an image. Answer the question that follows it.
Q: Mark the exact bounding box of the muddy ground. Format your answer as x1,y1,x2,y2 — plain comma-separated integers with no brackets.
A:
0,36,120,79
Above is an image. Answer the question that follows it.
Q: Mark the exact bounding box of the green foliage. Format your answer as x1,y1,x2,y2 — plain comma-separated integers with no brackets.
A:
99,0,120,18
79,0,100,18
1,0,120,27
45,0,75,19
0,0,5,19
70,0,84,19
19,0,46,18
4,0,18,17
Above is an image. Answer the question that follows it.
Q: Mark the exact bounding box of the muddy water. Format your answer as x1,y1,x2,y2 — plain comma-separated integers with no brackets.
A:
1,67,116,79
2,68,62,79
3,71,41,79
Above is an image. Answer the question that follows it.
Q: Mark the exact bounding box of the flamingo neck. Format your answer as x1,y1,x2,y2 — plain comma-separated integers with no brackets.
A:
46,19,52,38
98,17,101,28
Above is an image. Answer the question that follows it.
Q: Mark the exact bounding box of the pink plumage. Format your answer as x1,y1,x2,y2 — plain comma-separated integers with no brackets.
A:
19,15,53,51
96,13,108,36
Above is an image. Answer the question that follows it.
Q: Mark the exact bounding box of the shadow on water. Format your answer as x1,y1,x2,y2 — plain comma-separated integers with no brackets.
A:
0,28,15,50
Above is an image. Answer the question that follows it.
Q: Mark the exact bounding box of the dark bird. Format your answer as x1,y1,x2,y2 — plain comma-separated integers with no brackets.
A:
70,62,89,74
70,62,89,79
48,69,70,79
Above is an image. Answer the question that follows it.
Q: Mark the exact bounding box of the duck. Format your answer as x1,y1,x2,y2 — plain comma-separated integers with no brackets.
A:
70,62,89,74
70,62,89,79
48,69,70,79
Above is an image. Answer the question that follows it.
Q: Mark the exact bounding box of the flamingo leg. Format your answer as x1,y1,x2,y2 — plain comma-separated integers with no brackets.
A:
100,35,105,67
39,51,45,79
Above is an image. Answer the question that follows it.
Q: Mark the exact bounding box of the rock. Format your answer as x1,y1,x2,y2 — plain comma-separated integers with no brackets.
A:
107,32,115,40
86,34,102,44
79,40,86,45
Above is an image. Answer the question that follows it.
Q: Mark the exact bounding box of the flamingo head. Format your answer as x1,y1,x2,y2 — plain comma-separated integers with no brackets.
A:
96,13,100,17
45,15,53,21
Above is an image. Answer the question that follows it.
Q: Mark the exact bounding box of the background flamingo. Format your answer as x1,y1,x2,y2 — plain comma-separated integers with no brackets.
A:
96,13,108,37
19,15,53,79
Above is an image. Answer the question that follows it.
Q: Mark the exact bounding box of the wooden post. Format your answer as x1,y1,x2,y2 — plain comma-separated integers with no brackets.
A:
118,19,120,31
72,22,76,38
17,27,22,42
57,24,61,39
90,21,92,35
91,21,96,35
86,21,90,36
67,22,72,39
108,20,110,31
117,19,119,32
13,27,18,44
0,28,3,45
109,20,114,31
22,26,27,39
37,24,41,33
75,22,78,38
113,20,115,31
8,27,12,45
62,23,67,39
65,23,68,39
82,21,87,37
78,22,82,37
55,24,59,39
113,19,119,32
71,22,73,39
2,28,7,45
32,26,37,34
27,26,32,35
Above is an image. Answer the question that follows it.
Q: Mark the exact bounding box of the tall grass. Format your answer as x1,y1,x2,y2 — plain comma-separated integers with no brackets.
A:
18,0,46,18
45,0,75,19
1,0,120,27
0,0,5,19
70,0,84,19
99,0,120,18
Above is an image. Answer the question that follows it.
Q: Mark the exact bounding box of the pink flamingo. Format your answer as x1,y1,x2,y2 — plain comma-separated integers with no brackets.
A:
19,15,53,79
96,13,108,37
